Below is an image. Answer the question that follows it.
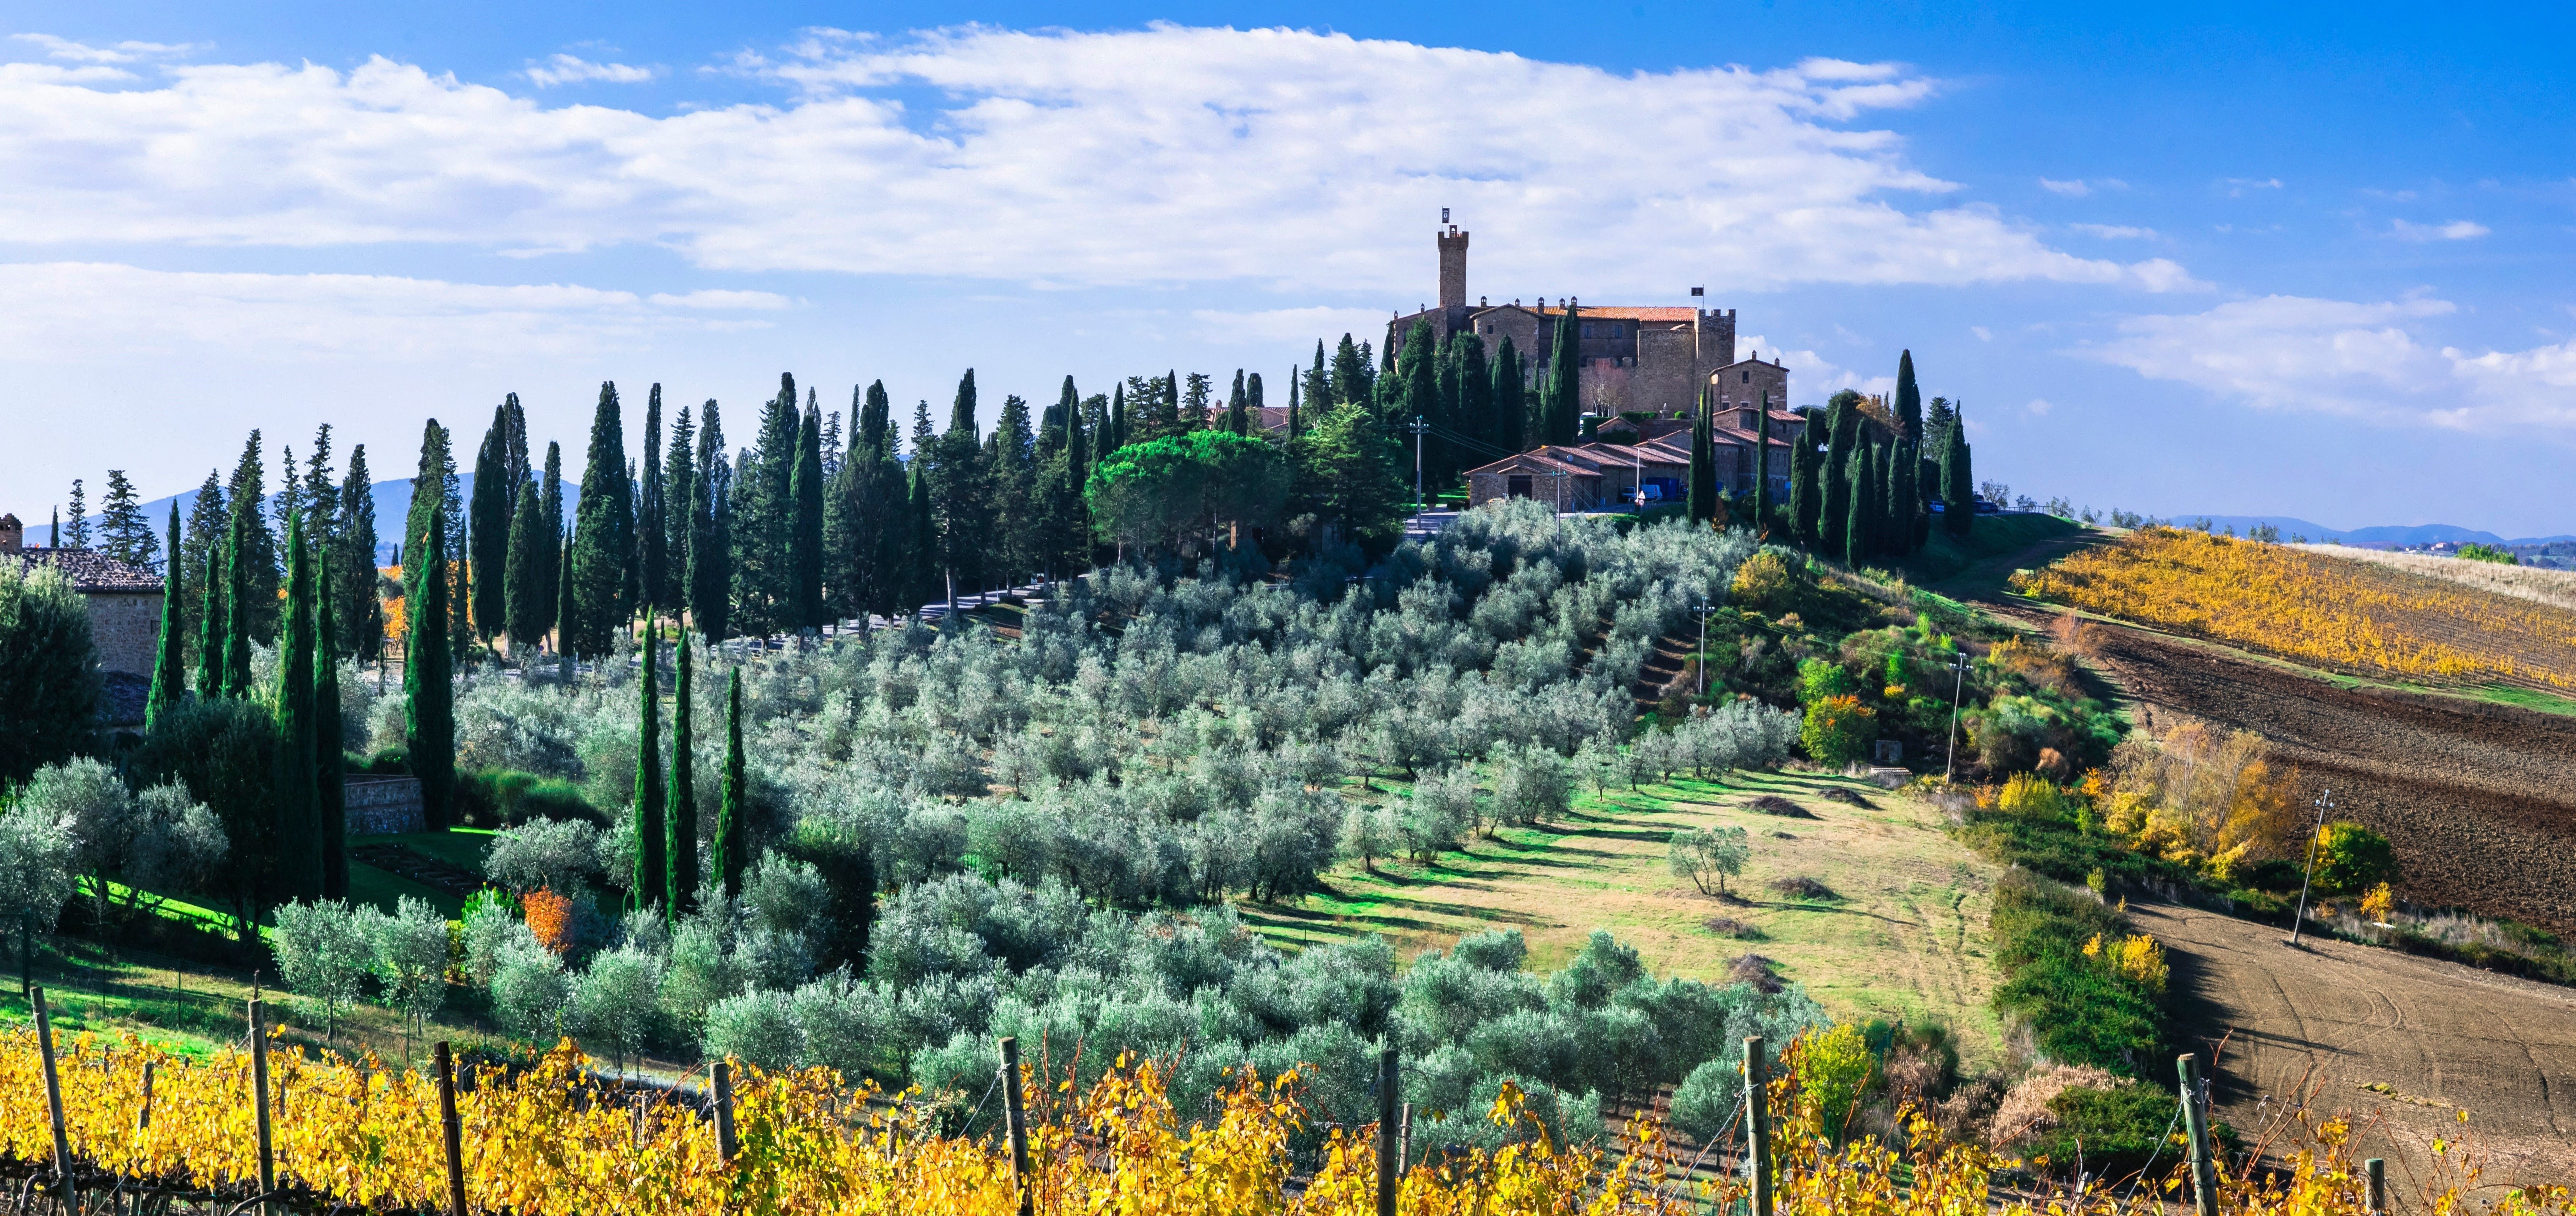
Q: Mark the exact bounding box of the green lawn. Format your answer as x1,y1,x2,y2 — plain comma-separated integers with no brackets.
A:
1240,768,2012,1069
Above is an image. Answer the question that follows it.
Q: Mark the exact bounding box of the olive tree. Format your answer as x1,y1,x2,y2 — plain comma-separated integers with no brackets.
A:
1667,825,1751,897
272,898,375,1042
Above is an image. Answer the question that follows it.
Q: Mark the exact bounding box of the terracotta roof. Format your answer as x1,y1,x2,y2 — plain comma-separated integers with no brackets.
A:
9,547,162,592
1463,440,1690,479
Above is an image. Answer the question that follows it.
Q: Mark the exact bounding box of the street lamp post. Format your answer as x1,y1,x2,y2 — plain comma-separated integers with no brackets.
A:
2288,790,2333,947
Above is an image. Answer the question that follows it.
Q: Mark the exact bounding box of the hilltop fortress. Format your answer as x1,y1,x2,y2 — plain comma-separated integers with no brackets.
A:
1384,221,1787,419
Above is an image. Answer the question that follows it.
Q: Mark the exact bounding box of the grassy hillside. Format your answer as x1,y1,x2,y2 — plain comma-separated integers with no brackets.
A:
2016,526,2576,693
1246,768,2011,1069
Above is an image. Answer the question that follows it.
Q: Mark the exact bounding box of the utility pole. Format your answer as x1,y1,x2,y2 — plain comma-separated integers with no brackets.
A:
1942,651,1971,783
2289,789,2332,947
1406,415,1430,511
1696,599,1713,697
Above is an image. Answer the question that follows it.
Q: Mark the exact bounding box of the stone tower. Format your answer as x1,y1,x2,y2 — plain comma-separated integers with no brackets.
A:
1437,224,1469,312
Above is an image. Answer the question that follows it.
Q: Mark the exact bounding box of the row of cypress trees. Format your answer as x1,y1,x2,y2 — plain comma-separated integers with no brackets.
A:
1777,350,1977,563
626,615,753,915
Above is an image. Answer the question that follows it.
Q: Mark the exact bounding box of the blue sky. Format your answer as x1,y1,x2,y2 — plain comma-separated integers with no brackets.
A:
5,1,2573,534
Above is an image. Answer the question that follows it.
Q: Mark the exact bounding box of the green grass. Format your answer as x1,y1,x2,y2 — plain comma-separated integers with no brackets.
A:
1240,768,2014,1068
1906,512,2090,588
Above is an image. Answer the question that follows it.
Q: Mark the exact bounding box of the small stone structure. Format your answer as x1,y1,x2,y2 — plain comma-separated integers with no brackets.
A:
344,776,425,836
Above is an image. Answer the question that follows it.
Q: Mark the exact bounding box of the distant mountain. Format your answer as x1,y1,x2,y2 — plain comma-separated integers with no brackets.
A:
20,474,577,566
2168,516,2576,547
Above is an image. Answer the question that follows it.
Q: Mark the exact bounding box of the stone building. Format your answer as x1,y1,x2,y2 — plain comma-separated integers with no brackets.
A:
0,513,164,726
1384,222,1779,418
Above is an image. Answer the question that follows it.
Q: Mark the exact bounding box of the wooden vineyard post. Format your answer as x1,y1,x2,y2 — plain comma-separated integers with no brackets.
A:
2179,1053,2219,1216
999,1037,1033,1216
1744,1035,1773,1216
2366,1157,2386,1215
435,1041,467,1216
139,1058,157,1130
1399,1101,1413,1174
249,997,276,1216
1377,1047,1399,1216
712,1061,740,1164
32,987,77,1213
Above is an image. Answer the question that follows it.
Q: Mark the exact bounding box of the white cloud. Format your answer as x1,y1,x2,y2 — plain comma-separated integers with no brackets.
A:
0,262,788,363
11,33,199,65
2222,177,2284,195
2039,178,2089,197
0,26,2179,296
2025,398,2053,416
523,54,658,87
1971,325,1991,341
2126,258,2210,293
1190,305,1391,345
2070,223,2156,240
2389,218,2489,241
1740,333,1891,402
2082,294,2576,431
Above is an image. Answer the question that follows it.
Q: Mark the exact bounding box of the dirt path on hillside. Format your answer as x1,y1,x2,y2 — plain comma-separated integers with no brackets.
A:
2132,900,2576,1182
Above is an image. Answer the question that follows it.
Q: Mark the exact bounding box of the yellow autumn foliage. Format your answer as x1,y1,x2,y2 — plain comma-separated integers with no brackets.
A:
2012,527,2576,690
3,1028,2558,1215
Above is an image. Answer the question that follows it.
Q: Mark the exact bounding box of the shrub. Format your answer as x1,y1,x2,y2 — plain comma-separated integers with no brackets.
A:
1988,870,2163,1075
1799,696,1874,768
1731,549,1806,616
483,818,604,896
2023,1080,2201,1178
1994,772,2069,821
1794,1023,1877,1141
1796,658,1854,705
2311,821,2395,895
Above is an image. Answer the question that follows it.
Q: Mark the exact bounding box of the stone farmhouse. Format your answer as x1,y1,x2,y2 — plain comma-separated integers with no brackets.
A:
0,513,164,727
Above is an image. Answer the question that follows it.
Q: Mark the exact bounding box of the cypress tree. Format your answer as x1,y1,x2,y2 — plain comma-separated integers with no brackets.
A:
566,382,635,656
1843,443,1870,567
197,540,226,699
1885,436,1912,558
407,506,456,828
1246,372,1264,433
1227,369,1248,435
1543,305,1582,444
732,375,800,637
1108,382,1127,452
669,629,698,914
985,392,1038,587
1788,408,1818,546
555,526,575,654
640,384,670,614
907,462,938,612
180,470,226,668
273,513,323,900
789,402,825,632
823,391,860,619
1753,390,1775,531
714,668,747,903
633,610,665,909
1492,335,1526,453
1396,317,1437,433
1943,406,1975,536
1330,333,1375,410
317,583,346,900
1686,388,1718,525
505,481,546,645
147,502,185,727
667,405,698,618
338,445,381,664
691,402,733,641
1286,373,1301,441
221,504,255,697
225,433,281,643
502,394,530,498
860,383,906,621
468,405,512,640
403,420,455,656
1820,392,1859,554
930,372,990,608
538,441,564,642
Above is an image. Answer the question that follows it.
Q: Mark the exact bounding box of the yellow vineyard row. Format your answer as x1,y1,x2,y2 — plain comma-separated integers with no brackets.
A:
2012,530,2576,690
1,1029,2532,1216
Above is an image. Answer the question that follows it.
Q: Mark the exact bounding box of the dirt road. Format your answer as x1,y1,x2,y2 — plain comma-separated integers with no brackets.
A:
2134,900,2576,1181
